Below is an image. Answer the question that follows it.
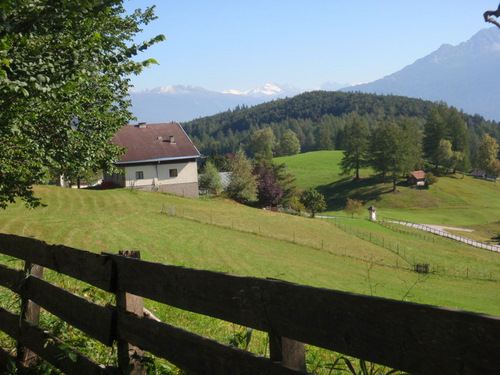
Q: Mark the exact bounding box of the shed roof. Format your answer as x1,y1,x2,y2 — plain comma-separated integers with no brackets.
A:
411,170,426,180
111,123,200,164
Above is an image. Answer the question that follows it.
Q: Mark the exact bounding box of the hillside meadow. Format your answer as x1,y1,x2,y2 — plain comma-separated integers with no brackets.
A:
276,150,500,237
0,185,498,317
0,183,499,373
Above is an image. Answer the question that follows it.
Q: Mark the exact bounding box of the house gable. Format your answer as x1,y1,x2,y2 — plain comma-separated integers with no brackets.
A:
106,123,200,198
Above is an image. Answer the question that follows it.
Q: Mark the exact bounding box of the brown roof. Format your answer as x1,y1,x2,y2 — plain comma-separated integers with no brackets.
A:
411,170,426,180
112,123,200,164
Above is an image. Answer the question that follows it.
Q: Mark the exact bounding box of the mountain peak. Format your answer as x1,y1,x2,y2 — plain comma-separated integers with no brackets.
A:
342,27,500,121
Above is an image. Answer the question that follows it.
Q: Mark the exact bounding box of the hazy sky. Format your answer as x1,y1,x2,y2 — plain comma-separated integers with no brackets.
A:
123,1,497,92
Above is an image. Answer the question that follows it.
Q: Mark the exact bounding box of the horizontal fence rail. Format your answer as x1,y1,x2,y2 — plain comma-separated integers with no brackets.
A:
1,233,500,375
385,219,500,253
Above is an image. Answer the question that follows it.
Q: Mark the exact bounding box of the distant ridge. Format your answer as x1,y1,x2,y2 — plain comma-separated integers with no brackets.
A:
342,27,500,121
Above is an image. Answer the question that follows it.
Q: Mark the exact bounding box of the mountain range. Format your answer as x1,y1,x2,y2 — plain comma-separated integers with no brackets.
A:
343,27,500,121
128,27,500,123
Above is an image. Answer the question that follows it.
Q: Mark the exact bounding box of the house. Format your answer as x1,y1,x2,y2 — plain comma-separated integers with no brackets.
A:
103,122,201,198
408,170,426,186
471,169,486,178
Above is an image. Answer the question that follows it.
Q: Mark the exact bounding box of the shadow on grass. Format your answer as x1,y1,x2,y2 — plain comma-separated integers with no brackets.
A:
316,175,397,211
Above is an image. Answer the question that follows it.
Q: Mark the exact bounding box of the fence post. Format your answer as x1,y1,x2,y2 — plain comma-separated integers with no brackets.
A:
17,262,44,371
116,251,146,375
269,333,306,372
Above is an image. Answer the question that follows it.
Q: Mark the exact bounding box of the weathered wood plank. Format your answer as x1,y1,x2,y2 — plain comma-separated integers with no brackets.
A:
107,254,500,375
269,334,306,372
116,310,307,375
116,251,145,375
0,263,25,291
22,275,114,346
17,263,44,368
0,233,113,291
0,307,117,375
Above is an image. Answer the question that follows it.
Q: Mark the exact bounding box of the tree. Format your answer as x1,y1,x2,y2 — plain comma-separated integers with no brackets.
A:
340,115,369,180
369,119,422,191
423,105,448,169
199,160,223,196
226,149,258,204
0,0,165,208
277,130,301,156
248,127,275,161
253,165,283,207
484,3,500,28
344,198,363,218
477,134,500,177
300,188,326,218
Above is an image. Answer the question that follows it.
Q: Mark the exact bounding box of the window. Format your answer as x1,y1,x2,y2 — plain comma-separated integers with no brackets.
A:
169,169,178,177
135,171,144,180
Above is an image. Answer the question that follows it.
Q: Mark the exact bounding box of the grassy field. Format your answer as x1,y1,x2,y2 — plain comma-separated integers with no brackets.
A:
1,184,499,373
0,185,498,316
276,151,500,239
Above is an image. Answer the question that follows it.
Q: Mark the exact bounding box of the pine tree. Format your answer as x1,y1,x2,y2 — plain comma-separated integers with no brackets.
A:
340,115,369,180
199,160,223,196
226,149,258,204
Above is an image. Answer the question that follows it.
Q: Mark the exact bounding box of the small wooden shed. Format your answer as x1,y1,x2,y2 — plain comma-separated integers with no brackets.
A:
408,170,426,186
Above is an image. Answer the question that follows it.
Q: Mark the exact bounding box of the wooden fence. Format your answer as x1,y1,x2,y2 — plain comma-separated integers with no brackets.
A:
0,233,499,375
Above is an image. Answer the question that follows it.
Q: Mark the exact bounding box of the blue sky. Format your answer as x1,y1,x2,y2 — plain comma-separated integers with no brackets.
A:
124,1,497,92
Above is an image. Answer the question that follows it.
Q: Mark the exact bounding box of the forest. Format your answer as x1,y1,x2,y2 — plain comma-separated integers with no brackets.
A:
182,91,500,162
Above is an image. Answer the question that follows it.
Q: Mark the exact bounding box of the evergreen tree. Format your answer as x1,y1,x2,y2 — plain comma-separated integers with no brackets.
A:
199,160,223,195
340,115,369,180
248,127,275,161
226,149,258,204
423,104,449,168
277,130,301,156
369,119,422,191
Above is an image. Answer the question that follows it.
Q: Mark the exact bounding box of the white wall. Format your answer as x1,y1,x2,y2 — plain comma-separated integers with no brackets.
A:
124,161,198,188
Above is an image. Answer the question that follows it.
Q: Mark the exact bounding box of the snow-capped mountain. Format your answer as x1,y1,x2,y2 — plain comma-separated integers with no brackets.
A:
128,83,302,123
342,27,500,121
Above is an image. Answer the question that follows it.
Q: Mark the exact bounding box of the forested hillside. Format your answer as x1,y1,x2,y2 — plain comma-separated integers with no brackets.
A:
182,91,500,157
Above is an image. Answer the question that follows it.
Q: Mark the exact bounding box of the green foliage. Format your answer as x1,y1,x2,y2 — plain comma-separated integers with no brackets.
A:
0,0,165,208
344,198,364,218
248,127,275,161
199,160,223,196
423,105,470,170
424,172,438,187
225,149,258,204
477,133,500,177
277,130,301,156
340,115,370,180
183,91,437,155
300,187,327,218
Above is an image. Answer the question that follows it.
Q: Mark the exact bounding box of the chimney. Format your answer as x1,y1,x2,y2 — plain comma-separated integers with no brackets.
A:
169,136,175,144
138,122,147,128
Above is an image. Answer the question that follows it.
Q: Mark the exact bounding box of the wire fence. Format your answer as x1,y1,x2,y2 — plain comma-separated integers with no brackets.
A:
380,218,500,253
330,219,499,282
160,204,499,283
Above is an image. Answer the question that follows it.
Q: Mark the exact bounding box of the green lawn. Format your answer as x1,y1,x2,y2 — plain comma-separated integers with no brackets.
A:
276,151,500,233
0,185,498,317
1,184,499,374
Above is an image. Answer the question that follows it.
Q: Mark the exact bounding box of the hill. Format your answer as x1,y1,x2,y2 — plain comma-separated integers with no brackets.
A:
343,28,500,122
276,150,500,230
0,185,498,317
182,91,500,156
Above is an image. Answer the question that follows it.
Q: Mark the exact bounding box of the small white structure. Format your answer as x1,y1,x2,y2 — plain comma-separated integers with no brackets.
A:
368,205,377,221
